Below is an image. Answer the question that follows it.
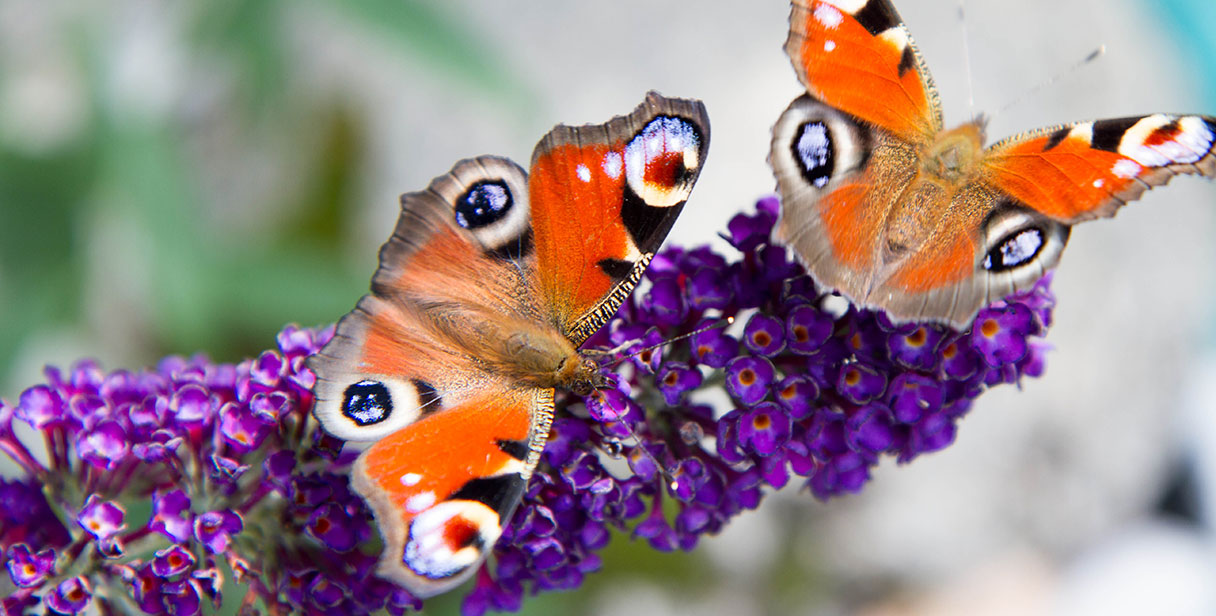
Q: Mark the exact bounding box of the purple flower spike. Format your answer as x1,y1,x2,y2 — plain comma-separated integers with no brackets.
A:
0,195,1058,612
44,576,92,614
194,510,243,554
150,489,193,542
785,305,833,354
152,545,197,579
656,362,702,406
725,356,775,405
971,304,1037,367
737,403,792,456
77,495,126,541
836,363,887,404
743,313,786,357
6,544,56,588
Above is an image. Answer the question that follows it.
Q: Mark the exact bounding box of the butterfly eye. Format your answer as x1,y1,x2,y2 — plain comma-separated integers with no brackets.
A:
771,95,869,194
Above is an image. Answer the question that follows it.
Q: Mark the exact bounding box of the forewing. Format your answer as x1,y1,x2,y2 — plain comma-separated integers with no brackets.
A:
983,114,1216,222
528,91,710,346
786,0,942,140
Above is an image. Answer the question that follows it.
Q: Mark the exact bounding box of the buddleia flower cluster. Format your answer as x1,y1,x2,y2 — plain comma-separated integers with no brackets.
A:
0,197,1053,615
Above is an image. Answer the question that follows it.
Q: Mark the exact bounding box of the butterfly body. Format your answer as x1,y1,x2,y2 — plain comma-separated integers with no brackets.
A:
308,93,709,597
772,0,1216,328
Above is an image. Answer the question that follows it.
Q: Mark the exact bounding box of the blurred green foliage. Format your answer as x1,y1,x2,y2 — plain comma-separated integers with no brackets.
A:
0,0,530,392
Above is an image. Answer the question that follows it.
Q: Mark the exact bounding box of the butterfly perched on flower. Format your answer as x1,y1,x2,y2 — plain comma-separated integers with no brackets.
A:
770,0,1216,328
307,92,709,597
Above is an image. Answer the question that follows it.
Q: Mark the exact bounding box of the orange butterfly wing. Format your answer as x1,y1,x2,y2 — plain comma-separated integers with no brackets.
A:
529,93,710,344
787,0,942,140
984,115,1216,222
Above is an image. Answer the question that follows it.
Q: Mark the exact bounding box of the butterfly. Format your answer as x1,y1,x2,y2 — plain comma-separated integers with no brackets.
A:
306,92,709,597
770,0,1216,329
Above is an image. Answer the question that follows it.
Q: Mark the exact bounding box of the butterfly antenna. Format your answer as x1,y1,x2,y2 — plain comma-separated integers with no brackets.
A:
593,315,734,369
605,403,677,487
992,45,1106,121
958,0,977,122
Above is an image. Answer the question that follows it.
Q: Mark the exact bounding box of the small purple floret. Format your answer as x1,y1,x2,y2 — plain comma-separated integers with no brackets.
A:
194,510,243,554
77,495,126,541
6,543,56,588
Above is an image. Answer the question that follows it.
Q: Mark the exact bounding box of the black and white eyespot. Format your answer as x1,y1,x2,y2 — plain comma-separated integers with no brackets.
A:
624,115,705,207
315,375,426,442
455,181,512,230
402,500,502,581
771,95,870,196
980,205,1070,274
443,158,531,253
795,121,835,188
342,380,393,425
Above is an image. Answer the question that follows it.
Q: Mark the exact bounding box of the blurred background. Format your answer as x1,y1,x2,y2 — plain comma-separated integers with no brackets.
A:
2,0,1216,614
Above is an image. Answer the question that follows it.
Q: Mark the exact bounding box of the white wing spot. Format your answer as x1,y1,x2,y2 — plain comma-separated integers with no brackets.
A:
1112,159,1141,179
825,0,867,15
878,27,909,53
405,491,436,514
1116,115,1200,166
1092,179,1105,188
824,40,837,52
576,164,592,183
814,4,844,28
1176,116,1215,158
400,473,422,486
603,151,623,179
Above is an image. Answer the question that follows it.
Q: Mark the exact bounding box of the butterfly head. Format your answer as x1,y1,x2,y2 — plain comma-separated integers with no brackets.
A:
924,121,986,182
564,354,611,398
